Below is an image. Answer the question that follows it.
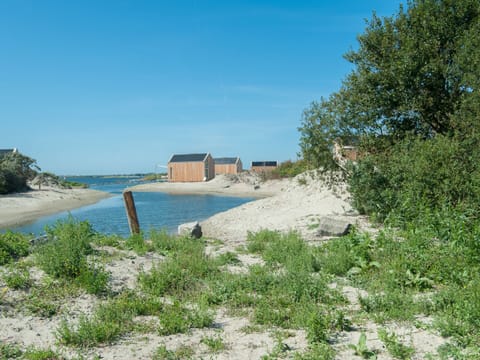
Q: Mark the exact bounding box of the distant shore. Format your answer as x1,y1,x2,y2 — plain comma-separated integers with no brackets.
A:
0,187,111,230
126,175,284,198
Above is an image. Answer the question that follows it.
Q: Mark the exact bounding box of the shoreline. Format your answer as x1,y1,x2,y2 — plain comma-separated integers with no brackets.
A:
126,175,284,198
0,187,111,230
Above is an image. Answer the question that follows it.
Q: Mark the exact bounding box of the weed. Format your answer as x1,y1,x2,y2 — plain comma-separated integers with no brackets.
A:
139,238,217,298
23,347,64,360
0,342,22,359
0,231,29,265
124,233,150,254
153,344,194,360
216,251,241,265
150,228,181,255
3,265,32,289
158,301,213,336
378,329,415,360
359,291,418,322
76,264,109,295
35,218,94,278
201,335,227,353
57,291,163,347
348,332,377,359
35,218,109,294
293,343,335,360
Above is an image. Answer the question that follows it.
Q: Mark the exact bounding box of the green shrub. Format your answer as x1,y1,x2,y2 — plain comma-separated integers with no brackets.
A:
124,233,149,254
158,301,213,335
349,135,480,223
35,218,109,294
36,218,94,279
271,159,309,178
3,266,32,289
139,237,217,298
0,231,29,265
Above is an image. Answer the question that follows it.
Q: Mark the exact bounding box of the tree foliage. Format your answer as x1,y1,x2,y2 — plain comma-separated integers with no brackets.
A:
299,0,480,158
299,0,480,221
0,152,40,194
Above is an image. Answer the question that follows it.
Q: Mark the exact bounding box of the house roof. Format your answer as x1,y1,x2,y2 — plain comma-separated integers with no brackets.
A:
214,157,239,165
251,161,278,167
169,153,209,163
0,149,15,159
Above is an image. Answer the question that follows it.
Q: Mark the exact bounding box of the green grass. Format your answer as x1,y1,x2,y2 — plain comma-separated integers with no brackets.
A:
201,334,227,353
153,345,194,360
378,329,415,360
2,213,477,357
57,291,163,347
3,264,32,290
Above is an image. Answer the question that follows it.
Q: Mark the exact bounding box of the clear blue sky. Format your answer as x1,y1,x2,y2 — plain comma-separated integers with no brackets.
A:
1,0,404,175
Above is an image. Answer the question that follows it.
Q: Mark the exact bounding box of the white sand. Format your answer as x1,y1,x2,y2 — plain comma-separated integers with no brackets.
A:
127,173,283,198
0,186,110,229
0,174,445,359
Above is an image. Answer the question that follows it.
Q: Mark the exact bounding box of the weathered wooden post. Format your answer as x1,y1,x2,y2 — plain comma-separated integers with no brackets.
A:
123,191,140,235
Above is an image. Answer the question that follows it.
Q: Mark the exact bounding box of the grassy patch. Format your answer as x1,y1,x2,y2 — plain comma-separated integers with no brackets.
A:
200,334,227,353
34,218,109,295
0,231,30,265
57,291,162,347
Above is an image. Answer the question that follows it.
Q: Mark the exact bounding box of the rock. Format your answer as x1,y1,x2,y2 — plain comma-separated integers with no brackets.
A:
178,221,203,239
316,216,352,237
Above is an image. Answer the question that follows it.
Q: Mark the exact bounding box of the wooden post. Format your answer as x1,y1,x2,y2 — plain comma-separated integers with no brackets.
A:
123,191,140,235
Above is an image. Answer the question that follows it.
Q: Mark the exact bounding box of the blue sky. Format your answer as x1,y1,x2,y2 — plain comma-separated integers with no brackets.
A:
1,0,404,175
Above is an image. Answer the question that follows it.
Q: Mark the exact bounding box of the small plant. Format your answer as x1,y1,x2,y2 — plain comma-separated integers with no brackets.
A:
35,218,94,279
125,233,149,254
403,269,434,290
158,301,213,336
349,332,377,359
216,251,241,265
0,342,22,359
307,312,329,344
35,218,109,294
153,344,194,360
201,335,227,353
0,231,29,265
293,343,335,360
378,329,415,360
3,265,32,289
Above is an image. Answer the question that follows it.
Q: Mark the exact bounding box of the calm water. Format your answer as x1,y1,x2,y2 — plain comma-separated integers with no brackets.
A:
10,176,254,236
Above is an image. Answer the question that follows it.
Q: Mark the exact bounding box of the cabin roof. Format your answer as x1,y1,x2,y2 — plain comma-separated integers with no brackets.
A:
169,153,209,163
214,157,239,165
251,161,277,167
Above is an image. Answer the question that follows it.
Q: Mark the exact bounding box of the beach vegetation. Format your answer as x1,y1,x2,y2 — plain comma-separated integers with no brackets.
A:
0,231,30,265
271,159,309,178
201,334,227,353
3,264,32,290
378,329,415,360
34,218,109,295
153,344,195,360
0,343,64,360
0,151,39,194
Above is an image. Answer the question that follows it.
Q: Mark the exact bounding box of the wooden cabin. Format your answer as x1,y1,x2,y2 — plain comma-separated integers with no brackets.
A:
168,153,215,182
214,157,243,175
250,161,278,173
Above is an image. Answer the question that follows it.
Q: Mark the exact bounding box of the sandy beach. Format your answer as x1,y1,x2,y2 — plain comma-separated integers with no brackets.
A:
0,173,447,359
129,173,365,246
0,187,111,229
127,173,284,198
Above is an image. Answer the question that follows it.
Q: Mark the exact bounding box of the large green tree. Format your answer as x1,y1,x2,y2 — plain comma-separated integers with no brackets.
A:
299,0,480,164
